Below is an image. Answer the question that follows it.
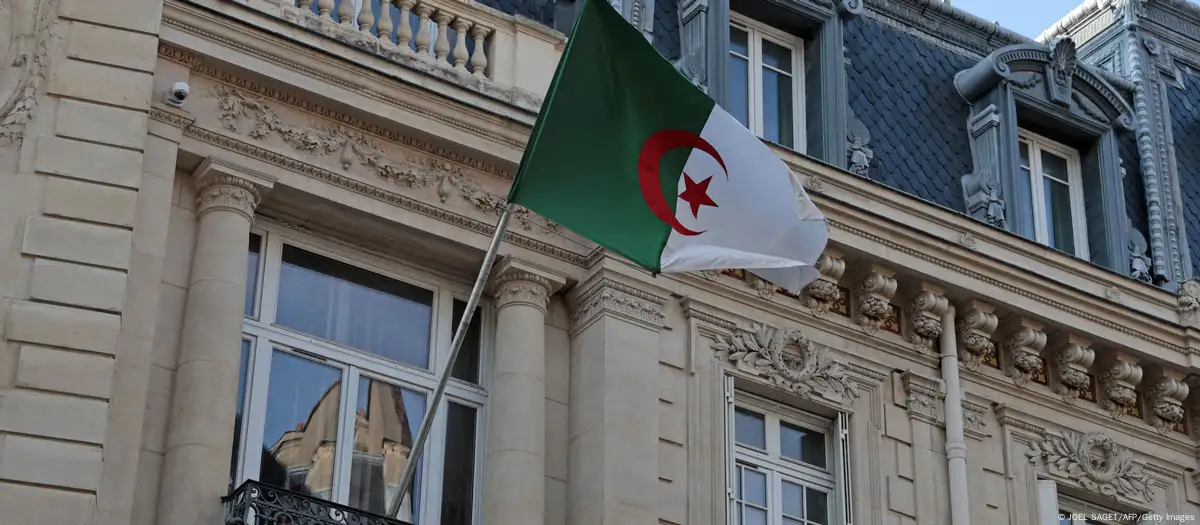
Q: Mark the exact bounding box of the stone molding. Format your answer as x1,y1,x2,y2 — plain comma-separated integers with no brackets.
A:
681,302,737,332
192,157,276,220
898,371,945,426
1025,429,1157,503
713,322,859,406
569,277,666,333
492,270,552,312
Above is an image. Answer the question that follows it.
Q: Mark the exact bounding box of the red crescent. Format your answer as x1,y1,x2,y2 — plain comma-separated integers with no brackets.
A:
637,130,729,236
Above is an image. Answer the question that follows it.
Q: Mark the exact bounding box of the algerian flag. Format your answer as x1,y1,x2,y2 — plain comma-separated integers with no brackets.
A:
507,0,828,292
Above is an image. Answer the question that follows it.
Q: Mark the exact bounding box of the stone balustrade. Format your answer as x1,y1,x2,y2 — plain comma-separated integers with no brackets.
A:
272,0,565,99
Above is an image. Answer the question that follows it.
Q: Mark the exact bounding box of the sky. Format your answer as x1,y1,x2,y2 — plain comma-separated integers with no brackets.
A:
950,0,1090,39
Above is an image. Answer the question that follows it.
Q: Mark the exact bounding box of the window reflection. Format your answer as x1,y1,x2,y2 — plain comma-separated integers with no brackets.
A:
450,299,482,384
441,403,477,525
245,233,261,317
349,377,426,522
230,340,251,487
260,350,342,501
276,245,434,369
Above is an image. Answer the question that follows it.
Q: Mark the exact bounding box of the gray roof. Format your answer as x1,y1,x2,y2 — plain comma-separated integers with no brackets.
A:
1168,67,1200,275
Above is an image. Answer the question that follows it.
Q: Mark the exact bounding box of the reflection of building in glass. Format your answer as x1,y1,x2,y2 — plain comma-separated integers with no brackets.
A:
264,380,416,521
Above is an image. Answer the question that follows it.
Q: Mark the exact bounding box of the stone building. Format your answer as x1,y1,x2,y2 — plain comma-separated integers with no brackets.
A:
4,0,1200,524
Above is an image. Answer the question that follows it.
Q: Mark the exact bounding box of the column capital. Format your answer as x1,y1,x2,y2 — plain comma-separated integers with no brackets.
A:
490,257,566,312
192,157,277,220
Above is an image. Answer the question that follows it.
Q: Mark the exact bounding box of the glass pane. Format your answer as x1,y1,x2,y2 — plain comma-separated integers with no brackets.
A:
782,480,803,517
806,487,829,525
1044,177,1076,254
1019,141,1030,168
761,39,792,73
230,339,251,487
259,350,342,501
441,403,477,525
783,519,804,525
729,54,750,129
450,299,483,384
245,233,261,316
348,377,427,521
1016,167,1035,240
743,506,768,525
730,26,748,56
743,469,767,506
781,422,826,468
734,408,766,449
762,68,794,148
1040,150,1070,182
276,245,434,368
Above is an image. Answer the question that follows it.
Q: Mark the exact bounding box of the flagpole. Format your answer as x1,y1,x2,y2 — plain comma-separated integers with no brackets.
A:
388,207,513,520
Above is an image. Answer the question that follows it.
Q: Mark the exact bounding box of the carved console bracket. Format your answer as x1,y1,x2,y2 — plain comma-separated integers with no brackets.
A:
1048,333,1096,404
1097,353,1144,420
852,265,897,334
1026,429,1156,503
956,300,998,370
1141,366,1189,434
713,322,859,405
803,250,846,317
1000,317,1047,386
906,284,948,355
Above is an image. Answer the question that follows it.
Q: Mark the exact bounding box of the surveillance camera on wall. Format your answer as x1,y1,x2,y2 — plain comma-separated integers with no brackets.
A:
165,82,190,108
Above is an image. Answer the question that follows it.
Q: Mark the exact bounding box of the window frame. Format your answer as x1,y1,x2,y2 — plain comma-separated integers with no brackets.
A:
727,387,847,525
1017,129,1090,260
235,225,491,525
1036,479,1146,525
729,12,808,153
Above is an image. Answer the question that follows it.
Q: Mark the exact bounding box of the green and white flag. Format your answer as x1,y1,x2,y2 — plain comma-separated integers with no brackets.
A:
507,0,828,292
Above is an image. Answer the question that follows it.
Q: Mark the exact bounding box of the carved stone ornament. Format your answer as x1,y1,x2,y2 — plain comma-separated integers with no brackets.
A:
0,0,51,151
493,271,552,312
1129,229,1153,284
744,271,777,299
802,253,846,317
854,269,897,334
570,278,665,331
1051,336,1096,404
900,372,946,425
1046,36,1078,106
1146,375,1189,434
211,85,560,234
1178,280,1200,326
955,302,999,370
1025,430,1156,503
907,290,948,355
846,108,872,178
1001,321,1046,386
1099,358,1143,420
712,322,859,405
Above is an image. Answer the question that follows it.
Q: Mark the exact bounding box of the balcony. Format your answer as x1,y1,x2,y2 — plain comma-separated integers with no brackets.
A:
223,480,412,525
225,0,566,110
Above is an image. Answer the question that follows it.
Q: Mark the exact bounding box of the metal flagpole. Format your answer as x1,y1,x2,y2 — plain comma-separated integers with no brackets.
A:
388,206,514,519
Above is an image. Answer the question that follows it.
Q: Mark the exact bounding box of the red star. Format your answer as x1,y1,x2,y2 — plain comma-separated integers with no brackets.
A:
678,172,718,219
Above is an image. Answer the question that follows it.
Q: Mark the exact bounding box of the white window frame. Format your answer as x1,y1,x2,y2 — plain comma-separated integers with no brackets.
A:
1018,129,1090,259
724,381,851,525
1036,479,1146,525
729,13,807,153
234,226,491,525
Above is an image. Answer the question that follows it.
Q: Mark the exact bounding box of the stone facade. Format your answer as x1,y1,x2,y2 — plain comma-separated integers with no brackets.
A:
1,0,1200,525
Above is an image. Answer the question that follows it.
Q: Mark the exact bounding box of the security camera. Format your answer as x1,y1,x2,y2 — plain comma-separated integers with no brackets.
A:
165,82,190,108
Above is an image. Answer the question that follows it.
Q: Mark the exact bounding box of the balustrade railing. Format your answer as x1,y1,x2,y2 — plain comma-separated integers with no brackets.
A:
223,479,412,525
263,0,565,100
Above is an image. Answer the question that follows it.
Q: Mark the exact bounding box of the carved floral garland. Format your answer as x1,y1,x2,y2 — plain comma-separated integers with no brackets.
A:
0,0,51,151
211,85,560,233
1026,430,1156,502
712,322,859,405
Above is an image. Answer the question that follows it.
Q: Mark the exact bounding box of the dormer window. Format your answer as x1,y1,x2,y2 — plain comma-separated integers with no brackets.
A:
1017,130,1088,258
954,37,1138,279
728,16,806,151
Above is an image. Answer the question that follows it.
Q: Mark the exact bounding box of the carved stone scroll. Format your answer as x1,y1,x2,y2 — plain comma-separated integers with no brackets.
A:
1048,333,1096,404
1141,366,1189,434
852,265,897,334
1026,429,1156,502
1097,353,1144,420
1000,318,1047,386
955,300,998,370
803,250,846,317
906,284,948,355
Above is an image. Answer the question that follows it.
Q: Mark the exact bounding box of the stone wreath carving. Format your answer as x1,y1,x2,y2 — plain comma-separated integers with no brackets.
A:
1026,430,1156,503
0,0,51,151
712,322,859,405
212,85,559,233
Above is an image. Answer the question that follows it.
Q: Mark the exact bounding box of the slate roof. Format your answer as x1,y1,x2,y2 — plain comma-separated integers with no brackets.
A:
844,17,976,212
654,0,681,61
475,0,556,26
1167,68,1200,276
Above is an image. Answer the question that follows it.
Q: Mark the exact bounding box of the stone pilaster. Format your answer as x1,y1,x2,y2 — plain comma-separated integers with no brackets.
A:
157,158,274,525
482,258,564,525
567,273,667,525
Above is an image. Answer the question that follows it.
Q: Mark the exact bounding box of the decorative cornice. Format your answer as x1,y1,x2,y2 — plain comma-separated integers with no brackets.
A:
492,270,552,312
996,413,1046,434
827,218,1191,355
156,41,519,180
150,106,196,129
682,306,737,332
713,322,859,406
569,278,667,332
178,123,586,266
1026,429,1157,502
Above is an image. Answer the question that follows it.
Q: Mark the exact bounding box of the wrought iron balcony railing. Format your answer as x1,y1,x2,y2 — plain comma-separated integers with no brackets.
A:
223,479,412,525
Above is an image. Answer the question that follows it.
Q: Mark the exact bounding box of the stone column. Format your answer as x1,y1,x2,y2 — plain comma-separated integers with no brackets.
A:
482,259,563,525
157,158,274,525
